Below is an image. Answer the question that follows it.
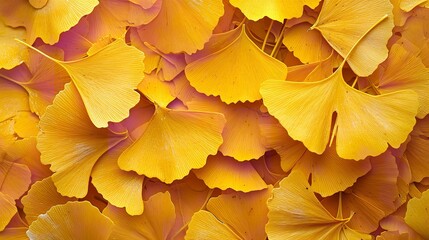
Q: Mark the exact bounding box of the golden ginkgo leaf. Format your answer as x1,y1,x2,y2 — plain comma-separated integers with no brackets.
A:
19,39,145,128
137,72,175,108
21,177,74,223
27,201,114,240
261,36,418,161
37,83,127,198
311,0,394,76
185,187,272,240
405,189,429,239
229,0,321,22
266,171,371,240
91,139,144,216
193,153,267,192
0,155,31,200
0,79,30,123
136,0,224,54
185,25,287,103
118,105,225,183
0,21,28,70
104,192,176,240
0,0,99,44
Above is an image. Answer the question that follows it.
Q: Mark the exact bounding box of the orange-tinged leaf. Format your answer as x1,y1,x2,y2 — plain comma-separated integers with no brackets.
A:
311,0,394,76
102,0,162,26
136,0,224,54
104,192,176,240
340,152,400,233
0,21,28,70
261,66,418,159
405,189,429,239
400,0,426,11
27,201,113,240
0,156,31,200
91,139,144,216
193,154,267,192
0,193,16,231
0,0,99,44
21,177,74,223
229,0,321,21
0,79,29,123
403,117,429,182
186,187,272,240
118,105,225,183
368,43,429,118
37,83,127,198
19,39,145,128
185,25,287,103
12,112,39,138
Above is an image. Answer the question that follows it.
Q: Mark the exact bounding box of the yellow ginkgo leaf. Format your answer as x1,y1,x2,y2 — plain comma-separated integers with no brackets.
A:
266,171,371,240
27,201,114,240
104,192,176,240
229,0,321,22
37,83,127,198
403,117,429,182
405,189,429,239
400,0,426,11
21,177,74,223
186,187,272,240
0,21,28,70
185,25,287,103
91,139,144,216
12,112,39,138
368,43,429,118
283,22,332,64
118,105,225,183
102,0,162,26
0,193,16,232
261,61,418,159
19,39,145,128
193,153,267,192
311,0,394,76
137,72,175,108
136,0,224,54
0,0,99,44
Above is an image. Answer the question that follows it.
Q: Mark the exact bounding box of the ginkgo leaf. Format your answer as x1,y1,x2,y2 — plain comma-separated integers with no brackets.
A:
311,0,394,76
136,0,224,54
37,83,127,198
340,152,400,233
229,0,321,22
293,144,372,197
0,193,16,232
27,201,114,240
261,62,418,159
91,139,144,216
0,155,31,200
0,21,28,70
0,213,28,240
19,39,145,128
185,25,287,103
403,117,429,182
137,72,175,108
12,112,39,138
266,171,371,240
193,153,267,192
102,0,162,26
405,189,429,239
0,79,29,123
104,192,176,240
21,177,74,223
186,187,272,240
118,105,225,183
0,0,99,44
368,43,429,118
400,0,426,11
283,22,332,64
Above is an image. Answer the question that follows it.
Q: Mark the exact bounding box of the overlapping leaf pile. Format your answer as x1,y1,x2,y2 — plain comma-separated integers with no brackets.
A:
1,0,429,239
